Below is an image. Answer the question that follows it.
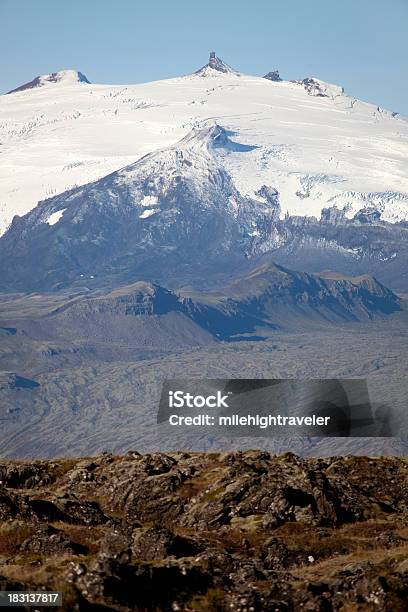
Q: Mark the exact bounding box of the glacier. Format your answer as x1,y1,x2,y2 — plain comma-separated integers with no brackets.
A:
1,54,407,237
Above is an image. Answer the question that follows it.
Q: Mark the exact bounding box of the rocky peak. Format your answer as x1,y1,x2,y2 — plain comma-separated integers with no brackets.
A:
353,207,382,224
263,70,282,82
194,52,239,76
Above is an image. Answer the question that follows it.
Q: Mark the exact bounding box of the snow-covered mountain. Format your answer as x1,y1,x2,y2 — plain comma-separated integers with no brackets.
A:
0,124,282,291
6,69,90,94
2,115,408,292
1,53,407,239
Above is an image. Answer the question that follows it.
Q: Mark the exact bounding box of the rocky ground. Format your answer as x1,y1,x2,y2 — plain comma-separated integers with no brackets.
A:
0,452,408,611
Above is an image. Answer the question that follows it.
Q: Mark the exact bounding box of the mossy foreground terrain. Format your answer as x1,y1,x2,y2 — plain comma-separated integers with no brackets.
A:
0,452,408,611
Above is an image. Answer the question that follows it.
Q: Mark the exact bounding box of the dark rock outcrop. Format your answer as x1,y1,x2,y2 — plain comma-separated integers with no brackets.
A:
264,70,282,82
195,52,239,76
20,524,87,556
0,452,407,610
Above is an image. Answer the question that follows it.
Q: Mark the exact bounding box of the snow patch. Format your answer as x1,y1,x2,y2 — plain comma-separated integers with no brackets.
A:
45,209,66,226
139,208,158,219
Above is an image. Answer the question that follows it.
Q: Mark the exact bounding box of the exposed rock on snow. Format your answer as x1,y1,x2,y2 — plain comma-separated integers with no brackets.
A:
263,70,282,82
296,77,344,98
194,51,240,76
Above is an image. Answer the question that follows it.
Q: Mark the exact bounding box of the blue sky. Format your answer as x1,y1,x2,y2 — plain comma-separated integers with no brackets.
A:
1,0,407,114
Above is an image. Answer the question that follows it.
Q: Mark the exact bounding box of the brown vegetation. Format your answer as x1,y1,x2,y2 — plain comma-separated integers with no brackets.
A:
0,452,407,610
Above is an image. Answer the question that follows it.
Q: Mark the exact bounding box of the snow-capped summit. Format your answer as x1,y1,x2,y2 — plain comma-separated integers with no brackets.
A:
7,70,90,94
194,52,239,76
